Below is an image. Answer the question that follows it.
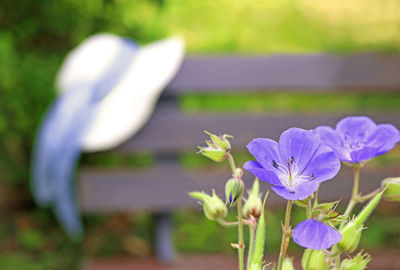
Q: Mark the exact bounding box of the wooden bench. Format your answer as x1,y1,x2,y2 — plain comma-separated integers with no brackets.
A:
78,53,400,261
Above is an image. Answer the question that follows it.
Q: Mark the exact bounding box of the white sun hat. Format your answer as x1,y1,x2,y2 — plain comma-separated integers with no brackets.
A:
31,34,185,239
57,33,185,151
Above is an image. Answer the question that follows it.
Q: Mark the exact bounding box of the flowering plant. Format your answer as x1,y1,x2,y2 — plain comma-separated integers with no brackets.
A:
190,116,400,270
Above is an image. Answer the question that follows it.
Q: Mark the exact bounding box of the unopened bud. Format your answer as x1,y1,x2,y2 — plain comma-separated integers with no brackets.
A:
382,177,400,202
197,131,233,162
189,190,227,221
302,249,328,270
338,220,362,253
225,177,244,207
197,146,226,162
282,257,295,270
339,189,384,252
204,130,232,151
353,189,384,227
341,251,371,270
337,190,384,254
243,179,263,218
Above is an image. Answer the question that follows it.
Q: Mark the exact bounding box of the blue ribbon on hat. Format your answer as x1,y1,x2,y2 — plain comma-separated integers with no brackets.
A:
31,38,138,239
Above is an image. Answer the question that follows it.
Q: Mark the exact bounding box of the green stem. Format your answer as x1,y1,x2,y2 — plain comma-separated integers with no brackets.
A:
335,254,341,270
357,188,381,202
313,187,319,208
342,166,360,222
217,218,238,227
237,196,245,270
278,200,293,270
226,152,244,270
227,153,237,174
307,199,312,219
247,223,256,269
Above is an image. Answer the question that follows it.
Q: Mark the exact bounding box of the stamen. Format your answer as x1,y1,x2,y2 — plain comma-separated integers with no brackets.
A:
290,156,294,164
310,173,315,181
272,160,279,168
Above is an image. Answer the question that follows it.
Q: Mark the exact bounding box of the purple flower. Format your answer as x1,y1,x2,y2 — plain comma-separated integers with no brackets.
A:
244,128,340,200
315,116,400,163
293,219,342,250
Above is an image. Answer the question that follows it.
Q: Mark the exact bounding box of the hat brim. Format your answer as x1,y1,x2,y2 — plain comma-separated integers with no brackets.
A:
58,35,185,152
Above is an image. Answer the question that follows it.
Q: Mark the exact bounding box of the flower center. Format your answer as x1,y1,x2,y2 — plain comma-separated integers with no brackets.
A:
343,134,365,151
272,157,313,193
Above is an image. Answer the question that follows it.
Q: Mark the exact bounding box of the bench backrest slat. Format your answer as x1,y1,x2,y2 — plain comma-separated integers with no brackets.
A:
118,103,400,153
166,54,400,92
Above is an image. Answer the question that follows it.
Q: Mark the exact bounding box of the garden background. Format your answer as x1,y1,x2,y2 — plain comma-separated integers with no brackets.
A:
1,0,400,269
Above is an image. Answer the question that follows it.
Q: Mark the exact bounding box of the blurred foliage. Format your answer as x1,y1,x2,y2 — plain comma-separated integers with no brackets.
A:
181,92,400,114
1,205,398,270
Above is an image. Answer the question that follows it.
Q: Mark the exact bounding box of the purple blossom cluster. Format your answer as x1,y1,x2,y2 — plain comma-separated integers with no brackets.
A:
244,116,400,250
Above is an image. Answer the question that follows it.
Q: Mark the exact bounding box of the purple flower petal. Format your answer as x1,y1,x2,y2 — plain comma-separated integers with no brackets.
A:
271,181,319,200
301,144,341,183
366,124,400,155
314,126,351,162
316,116,400,163
336,116,376,141
246,138,281,170
243,161,282,186
279,128,321,173
293,219,342,250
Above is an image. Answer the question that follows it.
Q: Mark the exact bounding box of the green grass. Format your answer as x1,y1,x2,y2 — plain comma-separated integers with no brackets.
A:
180,92,400,114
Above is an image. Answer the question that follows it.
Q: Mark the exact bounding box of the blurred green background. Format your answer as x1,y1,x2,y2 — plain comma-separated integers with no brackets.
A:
1,0,400,269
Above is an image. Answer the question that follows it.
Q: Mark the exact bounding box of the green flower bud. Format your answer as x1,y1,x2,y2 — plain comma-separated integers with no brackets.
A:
341,251,371,270
353,189,384,227
197,146,226,162
302,249,328,270
204,130,232,151
338,222,362,253
382,177,400,202
198,131,233,162
302,249,312,269
282,257,295,270
243,179,263,218
225,177,244,207
338,190,384,253
189,190,227,221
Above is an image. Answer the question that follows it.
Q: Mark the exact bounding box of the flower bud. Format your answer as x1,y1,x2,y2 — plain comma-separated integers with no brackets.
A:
243,179,263,218
282,257,295,270
204,130,232,151
225,177,244,207
189,190,227,221
302,249,328,270
338,191,384,253
381,177,400,202
341,251,371,270
197,146,226,162
337,222,362,253
197,131,233,162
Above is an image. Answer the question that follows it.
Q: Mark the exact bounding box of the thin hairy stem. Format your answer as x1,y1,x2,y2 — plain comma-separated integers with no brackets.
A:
342,166,360,222
277,200,293,270
237,196,245,270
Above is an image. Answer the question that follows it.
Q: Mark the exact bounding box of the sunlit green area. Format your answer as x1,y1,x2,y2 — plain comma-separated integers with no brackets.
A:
181,92,400,114
1,0,400,269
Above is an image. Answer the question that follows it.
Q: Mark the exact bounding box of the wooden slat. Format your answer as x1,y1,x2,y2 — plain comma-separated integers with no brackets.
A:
79,164,399,213
117,103,400,153
166,54,400,92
